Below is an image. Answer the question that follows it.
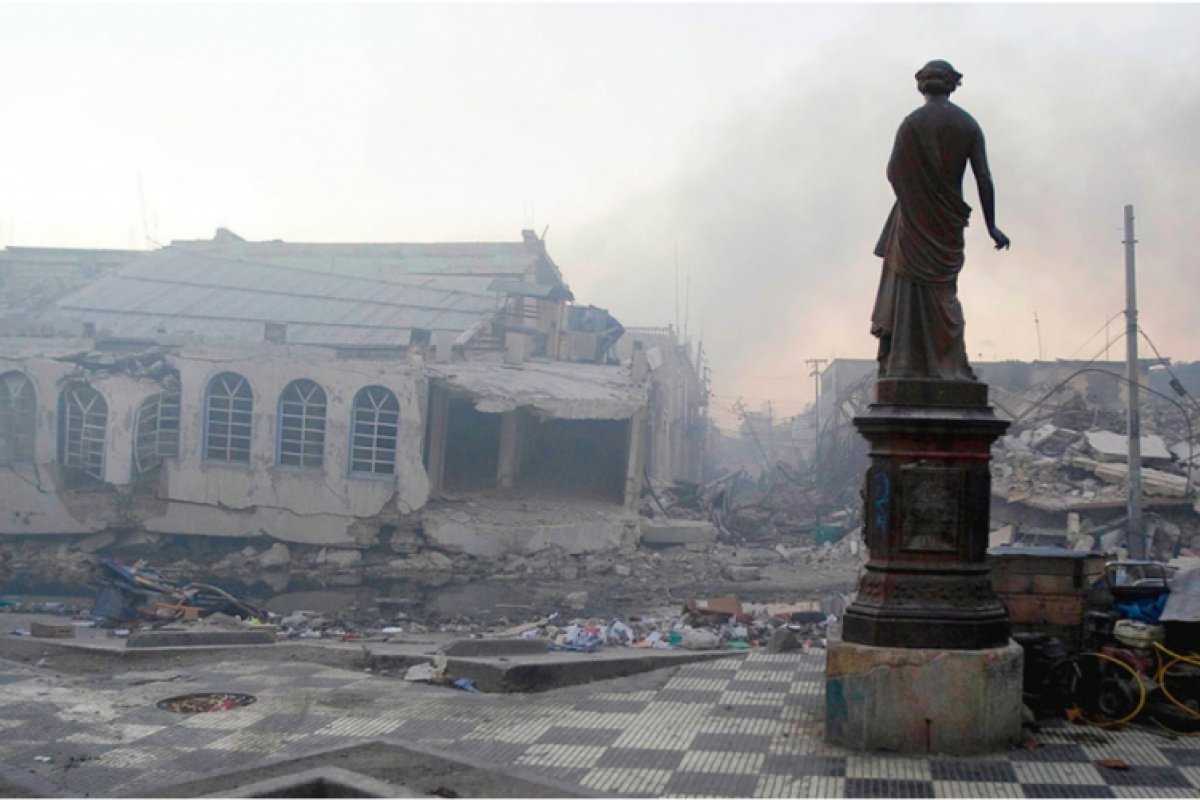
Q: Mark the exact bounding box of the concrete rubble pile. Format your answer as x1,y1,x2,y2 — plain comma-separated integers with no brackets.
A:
989,381,1200,559
2,510,868,644
640,469,865,558
269,593,844,655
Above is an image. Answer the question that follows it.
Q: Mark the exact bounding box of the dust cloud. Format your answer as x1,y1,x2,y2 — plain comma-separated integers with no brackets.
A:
559,6,1200,425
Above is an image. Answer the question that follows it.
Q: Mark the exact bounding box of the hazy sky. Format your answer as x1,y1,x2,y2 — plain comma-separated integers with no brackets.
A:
3,3,1198,427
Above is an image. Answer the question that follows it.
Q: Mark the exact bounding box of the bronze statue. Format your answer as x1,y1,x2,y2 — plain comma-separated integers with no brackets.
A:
871,60,1009,380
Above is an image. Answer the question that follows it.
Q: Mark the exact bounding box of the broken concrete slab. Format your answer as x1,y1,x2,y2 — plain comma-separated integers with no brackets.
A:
425,506,634,558
724,565,762,582
640,519,718,546
1085,430,1172,463
1029,424,1082,455
30,621,75,638
1171,440,1199,465
74,532,116,553
206,765,423,798
126,627,277,648
256,542,291,569
320,548,363,568
440,637,551,657
1070,455,1189,497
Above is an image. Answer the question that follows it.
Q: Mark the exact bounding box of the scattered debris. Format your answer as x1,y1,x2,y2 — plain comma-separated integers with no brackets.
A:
92,558,271,626
156,693,257,713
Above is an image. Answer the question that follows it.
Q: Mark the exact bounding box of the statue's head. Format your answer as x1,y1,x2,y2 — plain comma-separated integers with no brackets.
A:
915,60,962,96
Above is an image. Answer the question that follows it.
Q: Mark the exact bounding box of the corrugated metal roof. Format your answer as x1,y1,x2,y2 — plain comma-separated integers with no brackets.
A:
55,248,499,347
68,310,417,346
114,249,497,310
168,230,571,299
174,240,540,278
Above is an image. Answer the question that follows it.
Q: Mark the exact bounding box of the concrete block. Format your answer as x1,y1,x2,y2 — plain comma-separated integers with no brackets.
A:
640,519,718,546
825,639,1023,755
31,621,75,638
724,565,762,582
257,542,291,569
767,626,801,653
323,549,362,568
126,627,277,648
426,517,628,558
440,637,551,657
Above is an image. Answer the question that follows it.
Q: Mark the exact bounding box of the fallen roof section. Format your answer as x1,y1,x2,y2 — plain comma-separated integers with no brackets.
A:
430,359,647,419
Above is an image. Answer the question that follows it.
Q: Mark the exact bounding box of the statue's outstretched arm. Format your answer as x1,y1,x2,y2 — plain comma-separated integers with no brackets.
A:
970,131,1010,250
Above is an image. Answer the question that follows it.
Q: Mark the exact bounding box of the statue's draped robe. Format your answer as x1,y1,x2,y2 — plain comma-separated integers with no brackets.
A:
870,108,976,380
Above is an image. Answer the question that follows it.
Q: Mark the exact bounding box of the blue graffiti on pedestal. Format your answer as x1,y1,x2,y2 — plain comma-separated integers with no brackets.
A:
873,471,890,536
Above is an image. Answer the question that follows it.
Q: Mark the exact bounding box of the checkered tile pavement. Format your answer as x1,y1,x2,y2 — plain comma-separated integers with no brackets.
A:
0,650,1197,797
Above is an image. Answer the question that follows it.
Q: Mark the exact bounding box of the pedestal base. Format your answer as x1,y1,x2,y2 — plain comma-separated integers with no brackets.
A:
845,378,1011,649
825,639,1024,755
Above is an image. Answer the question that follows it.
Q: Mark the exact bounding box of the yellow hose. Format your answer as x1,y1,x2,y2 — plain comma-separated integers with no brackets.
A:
1154,642,1200,720
1071,651,1147,729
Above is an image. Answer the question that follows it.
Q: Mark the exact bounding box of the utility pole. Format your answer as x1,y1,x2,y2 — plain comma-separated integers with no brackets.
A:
1033,311,1044,361
805,358,828,464
1124,204,1145,560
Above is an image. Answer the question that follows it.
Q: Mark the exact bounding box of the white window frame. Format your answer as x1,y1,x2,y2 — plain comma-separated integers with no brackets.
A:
204,372,253,464
277,378,326,469
134,386,181,474
60,384,107,480
0,371,36,464
350,385,399,477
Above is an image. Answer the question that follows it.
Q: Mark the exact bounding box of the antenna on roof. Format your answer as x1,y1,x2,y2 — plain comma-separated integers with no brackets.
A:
541,225,549,242
136,172,162,249
137,171,150,250
674,242,680,335
684,273,691,341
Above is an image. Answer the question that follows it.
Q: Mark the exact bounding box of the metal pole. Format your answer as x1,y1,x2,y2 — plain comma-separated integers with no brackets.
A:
1124,204,1145,559
1034,311,1043,360
805,358,828,464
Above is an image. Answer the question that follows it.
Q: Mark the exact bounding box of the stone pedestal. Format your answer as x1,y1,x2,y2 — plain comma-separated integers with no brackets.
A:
824,378,1022,753
841,378,1011,649
825,639,1024,754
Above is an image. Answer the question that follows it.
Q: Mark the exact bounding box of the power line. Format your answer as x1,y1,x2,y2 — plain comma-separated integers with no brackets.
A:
1066,310,1126,360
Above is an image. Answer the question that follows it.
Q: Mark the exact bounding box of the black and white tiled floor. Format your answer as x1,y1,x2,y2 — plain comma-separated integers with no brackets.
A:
0,651,1197,797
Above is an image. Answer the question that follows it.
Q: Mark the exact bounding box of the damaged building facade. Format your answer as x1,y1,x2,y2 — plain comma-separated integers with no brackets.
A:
0,230,709,576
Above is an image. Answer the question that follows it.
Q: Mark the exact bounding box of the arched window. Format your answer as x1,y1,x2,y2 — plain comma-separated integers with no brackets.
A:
205,372,253,463
278,379,326,469
134,382,181,473
60,384,107,479
0,371,36,463
351,386,399,476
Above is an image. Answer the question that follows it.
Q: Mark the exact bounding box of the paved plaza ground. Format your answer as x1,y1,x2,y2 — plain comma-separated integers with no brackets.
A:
1,644,1198,798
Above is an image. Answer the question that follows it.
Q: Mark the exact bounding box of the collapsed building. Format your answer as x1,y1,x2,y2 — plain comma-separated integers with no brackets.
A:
0,230,710,593
797,357,1200,560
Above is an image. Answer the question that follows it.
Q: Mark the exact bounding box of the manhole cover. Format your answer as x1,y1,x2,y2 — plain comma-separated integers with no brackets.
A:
157,692,256,713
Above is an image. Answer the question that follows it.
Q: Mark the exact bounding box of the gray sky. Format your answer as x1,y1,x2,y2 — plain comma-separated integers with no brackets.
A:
3,3,1197,427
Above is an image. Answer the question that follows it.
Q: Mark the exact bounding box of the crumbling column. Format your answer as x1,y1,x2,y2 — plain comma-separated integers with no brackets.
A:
497,411,519,491
623,410,647,512
425,386,450,494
